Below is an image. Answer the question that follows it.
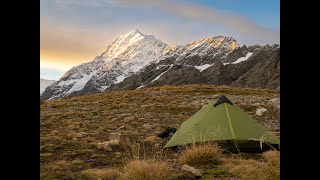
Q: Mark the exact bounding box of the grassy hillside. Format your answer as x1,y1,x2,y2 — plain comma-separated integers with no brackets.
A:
40,85,280,179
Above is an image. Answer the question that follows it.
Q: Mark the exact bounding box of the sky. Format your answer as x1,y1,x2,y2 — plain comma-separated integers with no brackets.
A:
40,0,280,80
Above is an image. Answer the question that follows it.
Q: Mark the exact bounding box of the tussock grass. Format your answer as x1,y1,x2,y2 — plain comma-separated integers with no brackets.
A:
262,150,280,167
179,143,223,167
123,140,171,162
82,168,120,180
120,159,173,180
40,85,279,178
222,150,280,180
120,141,174,180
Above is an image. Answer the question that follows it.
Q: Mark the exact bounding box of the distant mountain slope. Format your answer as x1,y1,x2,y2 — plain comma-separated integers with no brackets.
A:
40,78,55,94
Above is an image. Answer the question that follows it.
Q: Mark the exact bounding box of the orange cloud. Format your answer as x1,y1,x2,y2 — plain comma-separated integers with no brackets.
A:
41,0,279,70
40,20,121,67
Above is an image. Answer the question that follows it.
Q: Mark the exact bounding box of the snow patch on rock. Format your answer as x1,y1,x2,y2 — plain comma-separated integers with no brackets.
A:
194,64,214,72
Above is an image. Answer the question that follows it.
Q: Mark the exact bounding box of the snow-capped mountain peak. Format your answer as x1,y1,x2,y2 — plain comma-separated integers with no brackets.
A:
101,29,160,60
125,29,156,40
41,30,170,100
98,29,169,74
41,29,254,99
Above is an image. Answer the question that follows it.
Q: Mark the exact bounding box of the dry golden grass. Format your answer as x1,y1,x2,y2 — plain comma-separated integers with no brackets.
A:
222,150,280,180
144,135,162,142
120,159,173,180
180,143,223,167
40,85,279,179
123,140,171,163
261,150,280,179
46,159,88,171
81,168,121,180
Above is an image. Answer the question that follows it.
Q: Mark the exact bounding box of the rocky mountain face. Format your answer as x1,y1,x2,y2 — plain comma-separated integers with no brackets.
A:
109,44,279,91
41,29,280,101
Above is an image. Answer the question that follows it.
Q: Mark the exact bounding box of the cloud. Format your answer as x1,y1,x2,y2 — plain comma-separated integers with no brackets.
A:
40,20,123,65
112,0,279,43
41,0,279,69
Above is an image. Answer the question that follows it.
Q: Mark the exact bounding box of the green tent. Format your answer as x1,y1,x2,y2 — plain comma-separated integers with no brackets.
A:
165,95,280,152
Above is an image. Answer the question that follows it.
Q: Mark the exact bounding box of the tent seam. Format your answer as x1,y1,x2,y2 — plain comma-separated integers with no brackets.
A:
224,103,241,153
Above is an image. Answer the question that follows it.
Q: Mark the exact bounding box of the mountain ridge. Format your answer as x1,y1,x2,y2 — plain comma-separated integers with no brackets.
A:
41,30,279,101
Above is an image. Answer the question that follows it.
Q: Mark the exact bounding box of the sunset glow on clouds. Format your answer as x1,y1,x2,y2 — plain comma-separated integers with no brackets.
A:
41,0,279,80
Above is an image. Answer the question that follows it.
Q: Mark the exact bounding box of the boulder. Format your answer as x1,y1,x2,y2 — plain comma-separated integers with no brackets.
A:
181,164,202,177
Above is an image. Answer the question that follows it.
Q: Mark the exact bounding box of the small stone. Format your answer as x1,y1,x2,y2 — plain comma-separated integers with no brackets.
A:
252,102,261,106
108,139,120,145
268,97,280,110
110,118,117,122
124,116,135,122
256,107,268,116
116,125,126,130
76,132,88,138
181,164,202,177
143,124,153,129
211,95,220,99
97,142,112,151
